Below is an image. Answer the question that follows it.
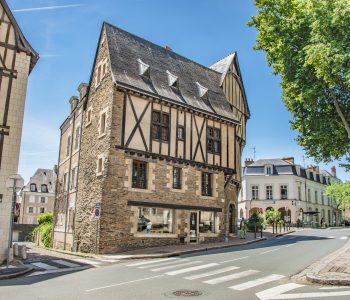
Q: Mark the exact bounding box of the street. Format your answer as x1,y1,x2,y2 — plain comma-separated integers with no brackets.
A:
1,228,350,300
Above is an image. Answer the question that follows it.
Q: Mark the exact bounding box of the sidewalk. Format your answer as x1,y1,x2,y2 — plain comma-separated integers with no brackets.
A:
0,261,33,280
304,238,350,285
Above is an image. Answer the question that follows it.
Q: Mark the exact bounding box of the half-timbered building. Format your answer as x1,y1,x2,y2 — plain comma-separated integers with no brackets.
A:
53,22,249,253
0,0,38,263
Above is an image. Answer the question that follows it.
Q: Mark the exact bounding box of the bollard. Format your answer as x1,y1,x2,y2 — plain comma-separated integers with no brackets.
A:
13,243,19,256
18,245,27,260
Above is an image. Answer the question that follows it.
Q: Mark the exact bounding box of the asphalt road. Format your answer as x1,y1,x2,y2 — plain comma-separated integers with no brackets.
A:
1,228,350,300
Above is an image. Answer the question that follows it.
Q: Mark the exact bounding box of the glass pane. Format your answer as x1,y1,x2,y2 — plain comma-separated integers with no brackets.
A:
137,207,173,233
152,111,160,122
162,113,169,125
199,211,215,233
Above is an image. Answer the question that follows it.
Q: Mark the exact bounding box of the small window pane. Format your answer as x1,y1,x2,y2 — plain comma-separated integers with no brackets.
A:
173,167,182,189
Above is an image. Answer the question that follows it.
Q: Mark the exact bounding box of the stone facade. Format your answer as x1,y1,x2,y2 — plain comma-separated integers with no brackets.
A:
53,23,249,254
0,0,38,263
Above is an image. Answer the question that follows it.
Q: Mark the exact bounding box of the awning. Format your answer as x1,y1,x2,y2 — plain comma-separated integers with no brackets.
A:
302,211,320,215
128,200,222,212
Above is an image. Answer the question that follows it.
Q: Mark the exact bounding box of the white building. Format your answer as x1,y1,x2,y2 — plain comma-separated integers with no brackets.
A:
238,157,342,227
0,0,38,263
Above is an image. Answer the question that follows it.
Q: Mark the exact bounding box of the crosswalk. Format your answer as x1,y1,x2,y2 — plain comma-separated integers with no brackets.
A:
123,257,350,299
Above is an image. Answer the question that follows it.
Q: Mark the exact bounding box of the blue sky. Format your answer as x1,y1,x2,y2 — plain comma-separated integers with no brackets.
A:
7,0,348,182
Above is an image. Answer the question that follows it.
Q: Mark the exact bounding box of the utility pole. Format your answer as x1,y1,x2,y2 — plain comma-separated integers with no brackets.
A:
250,147,256,160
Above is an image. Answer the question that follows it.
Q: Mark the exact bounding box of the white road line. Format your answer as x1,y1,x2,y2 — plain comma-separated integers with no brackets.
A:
74,259,102,266
319,286,347,290
127,258,177,267
31,262,58,270
27,266,87,277
165,263,218,276
284,244,294,248
151,261,201,272
328,236,335,239
340,236,348,240
219,256,249,264
204,269,259,285
260,248,281,255
85,275,164,292
98,259,119,263
53,260,80,268
256,283,304,300
139,259,189,269
185,266,240,280
229,274,285,291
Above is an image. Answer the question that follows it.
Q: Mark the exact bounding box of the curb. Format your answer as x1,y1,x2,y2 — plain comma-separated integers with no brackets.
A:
108,237,267,260
275,230,295,237
305,238,350,285
0,266,34,280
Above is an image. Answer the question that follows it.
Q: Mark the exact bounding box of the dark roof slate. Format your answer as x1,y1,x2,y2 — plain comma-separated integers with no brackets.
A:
22,169,56,193
104,23,238,122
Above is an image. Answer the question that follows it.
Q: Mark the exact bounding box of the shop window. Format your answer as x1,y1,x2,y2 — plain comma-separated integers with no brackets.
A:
132,161,147,189
199,211,215,233
137,207,173,233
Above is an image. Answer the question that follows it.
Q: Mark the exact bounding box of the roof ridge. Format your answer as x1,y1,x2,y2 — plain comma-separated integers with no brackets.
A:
104,22,222,77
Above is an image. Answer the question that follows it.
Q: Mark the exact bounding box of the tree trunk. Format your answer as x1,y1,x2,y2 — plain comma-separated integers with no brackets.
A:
332,95,350,139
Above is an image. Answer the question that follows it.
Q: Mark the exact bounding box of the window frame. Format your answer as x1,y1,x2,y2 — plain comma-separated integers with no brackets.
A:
74,125,81,150
266,185,273,200
151,110,170,142
132,160,148,189
280,185,288,199
30,184,37,192
251,185,259,200
177,126,185,141
66,134,71,157
41,184,48,193
206,126,221,154
99,111,107,137
201,172,213,196
40,197,46,204
172,167,182,189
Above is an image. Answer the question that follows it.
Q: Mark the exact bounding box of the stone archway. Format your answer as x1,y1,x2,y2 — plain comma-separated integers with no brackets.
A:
249,207,260,217
229,204,236,234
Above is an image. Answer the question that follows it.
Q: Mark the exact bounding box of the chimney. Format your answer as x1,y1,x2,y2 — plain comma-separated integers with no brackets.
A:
282,157,294,164
245,158,254,167
312,165,320,173
69,96,79,113
78,82,88,100
331,166,336,177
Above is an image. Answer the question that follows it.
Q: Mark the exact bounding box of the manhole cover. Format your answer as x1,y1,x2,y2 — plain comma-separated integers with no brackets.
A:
172,290,203,297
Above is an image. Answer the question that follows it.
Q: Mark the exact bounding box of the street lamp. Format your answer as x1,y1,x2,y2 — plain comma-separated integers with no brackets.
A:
5,174,24,269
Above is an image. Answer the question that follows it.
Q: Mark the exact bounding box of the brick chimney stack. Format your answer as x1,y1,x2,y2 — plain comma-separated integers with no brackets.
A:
282,157,295,164
245,158,254,167
331,166,336,177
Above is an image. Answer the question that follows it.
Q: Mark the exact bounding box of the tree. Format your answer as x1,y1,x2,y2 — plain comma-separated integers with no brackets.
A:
326,182,350,211
33,212,53,248
265,209,281,234
248,0,350,168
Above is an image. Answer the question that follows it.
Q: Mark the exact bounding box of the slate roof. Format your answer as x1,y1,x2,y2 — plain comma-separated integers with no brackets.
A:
250,158,292,167
22,169,56,193
104,23,239,123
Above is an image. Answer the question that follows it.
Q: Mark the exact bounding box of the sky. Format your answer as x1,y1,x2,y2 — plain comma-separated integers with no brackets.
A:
7,0,349,183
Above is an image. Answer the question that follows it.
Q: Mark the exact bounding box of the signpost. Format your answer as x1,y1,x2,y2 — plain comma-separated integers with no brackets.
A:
95,203,101,254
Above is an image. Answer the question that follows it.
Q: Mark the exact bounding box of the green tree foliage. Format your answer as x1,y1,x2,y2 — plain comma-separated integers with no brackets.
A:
249,0,350,168
326,182,350,210
33,212,53,248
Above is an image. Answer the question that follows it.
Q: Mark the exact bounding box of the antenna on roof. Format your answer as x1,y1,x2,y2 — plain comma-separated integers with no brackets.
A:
250,147,256,160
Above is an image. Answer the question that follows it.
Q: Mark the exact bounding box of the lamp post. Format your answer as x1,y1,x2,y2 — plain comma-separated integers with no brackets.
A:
5,174,24,269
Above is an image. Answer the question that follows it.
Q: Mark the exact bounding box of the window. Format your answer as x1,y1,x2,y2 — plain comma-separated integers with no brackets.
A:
298,186,302,201
265,165,273,175
321,192,324,205
266,186,273,200
166,70,179,88
30,184,37,192
40,197,46,204
307,188,311,202
207,127,221,154
280,185,288,199
41,184,48,193
63,173,68,192
74,126,81,150
99,111,107,136
177,126,185,141
137,207,173,233
132,161,147,189
86,108,92,125
137,59,150,78
202,172,212,196
199,211,215,233
28,207,34,214
173,167,182,189
39,207,45,214
96,157,104,176
151,111,169,142
252,185,259,200
95,59,108,87
315,191,318,204
71,168,77,189
66,135,71,157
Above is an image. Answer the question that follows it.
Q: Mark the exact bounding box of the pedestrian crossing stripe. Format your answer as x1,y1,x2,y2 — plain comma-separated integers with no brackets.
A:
52,260,80,268
185,266,240,280
165,263,219,276
151,261,201,272
127,257,178,267
31,262,59,270
229,274,285,291
139,259,189,269
204,269,260,285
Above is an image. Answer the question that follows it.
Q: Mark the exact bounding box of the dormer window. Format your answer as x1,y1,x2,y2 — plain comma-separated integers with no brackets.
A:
166,70,178,88
265,165,273,175
196,82,208,99
30,184,37,192
137,59,150,78
296,166,301,176
41,184,48,193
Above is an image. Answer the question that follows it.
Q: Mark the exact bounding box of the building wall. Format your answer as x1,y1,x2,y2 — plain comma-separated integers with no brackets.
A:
19,192,54,224
0,17,32,263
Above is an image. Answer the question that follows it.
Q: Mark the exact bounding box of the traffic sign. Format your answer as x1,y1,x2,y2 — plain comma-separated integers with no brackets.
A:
95,208,100,217
95,203,101,208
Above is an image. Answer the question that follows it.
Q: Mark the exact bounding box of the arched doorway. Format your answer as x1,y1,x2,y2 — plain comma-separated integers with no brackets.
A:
239,208,244,219
299,208,304,222
278,207,291,222
229,204,236,234
249,207,260,217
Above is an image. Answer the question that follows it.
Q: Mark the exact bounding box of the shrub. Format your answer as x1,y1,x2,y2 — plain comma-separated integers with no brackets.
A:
33,212,53,248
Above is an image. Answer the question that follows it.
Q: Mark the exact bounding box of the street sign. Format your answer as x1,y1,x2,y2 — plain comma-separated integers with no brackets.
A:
95,208,100,217
95,203,101,209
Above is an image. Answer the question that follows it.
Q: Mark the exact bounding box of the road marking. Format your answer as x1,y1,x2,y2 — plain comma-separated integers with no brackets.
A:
256,283,350,299
28,266,87,277
327,236,335,239
319,286,347,290
260,248,281,255
31,262,58,270
284,244,294,248
151,261,201,272
98,259,119,263
139,259,189,269
53,260,80,268
185,266,240,280
204,269,259,285
73,258,102,267
256,283,303,300
219,256,249,264
85,275,164,292
340,236,348,240
127,258,177,267
165,263,218,276
229,274,285,291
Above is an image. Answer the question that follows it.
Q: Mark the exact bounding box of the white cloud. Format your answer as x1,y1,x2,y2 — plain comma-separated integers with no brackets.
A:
13,4,85,13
